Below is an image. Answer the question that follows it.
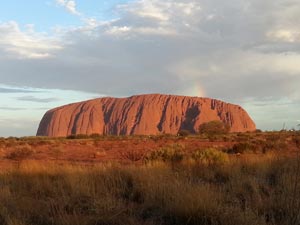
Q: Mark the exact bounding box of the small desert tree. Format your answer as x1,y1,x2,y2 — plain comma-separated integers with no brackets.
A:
199,120,230,135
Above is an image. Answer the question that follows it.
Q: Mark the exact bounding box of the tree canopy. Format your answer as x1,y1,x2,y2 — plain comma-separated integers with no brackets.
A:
199,121,230,135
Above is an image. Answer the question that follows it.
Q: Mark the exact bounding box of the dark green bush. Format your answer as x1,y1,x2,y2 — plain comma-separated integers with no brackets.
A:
67,134,90,139
177,130,190,137
227,142,256,154
89,133,101,139
293,135,300,148
199,121,230,135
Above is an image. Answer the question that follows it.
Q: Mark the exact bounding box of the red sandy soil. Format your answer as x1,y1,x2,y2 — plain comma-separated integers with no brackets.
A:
0,136,235,167
1,132,299,168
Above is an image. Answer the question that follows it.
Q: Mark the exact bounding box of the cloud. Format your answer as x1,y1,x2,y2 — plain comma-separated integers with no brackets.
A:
119,1,201,20
0,86,40,93
113,0,202,36
0,106,51,111
267,29,300,43
1,0,300,99
0,21,62,59
1,0,300,131
0,118,40,137
56,0,80,16
0,107,27,111
16,96,60,103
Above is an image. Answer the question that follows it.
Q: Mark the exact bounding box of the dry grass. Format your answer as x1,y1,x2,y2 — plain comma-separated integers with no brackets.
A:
0,131,299,224
0,154,299,225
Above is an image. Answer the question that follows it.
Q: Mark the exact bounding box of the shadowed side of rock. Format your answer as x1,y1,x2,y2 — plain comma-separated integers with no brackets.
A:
37,94,256,137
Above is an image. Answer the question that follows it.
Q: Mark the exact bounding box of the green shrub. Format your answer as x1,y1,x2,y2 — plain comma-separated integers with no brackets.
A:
192,148,229,165
227,142,257,154
293,135,300,148
177,130,190,137
89,133,101,139
120,149,147,162
146,144,185,162
66,134,77,139
67,134,90,139
199,121,230,135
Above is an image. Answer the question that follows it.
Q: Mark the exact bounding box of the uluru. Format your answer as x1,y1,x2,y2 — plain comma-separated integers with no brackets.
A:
36,94,256,137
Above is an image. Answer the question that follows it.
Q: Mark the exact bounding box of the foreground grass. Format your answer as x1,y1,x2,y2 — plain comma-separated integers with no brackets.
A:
1,154,300,225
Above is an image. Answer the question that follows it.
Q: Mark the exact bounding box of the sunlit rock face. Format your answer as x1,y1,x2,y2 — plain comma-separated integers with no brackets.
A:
37,94,256,137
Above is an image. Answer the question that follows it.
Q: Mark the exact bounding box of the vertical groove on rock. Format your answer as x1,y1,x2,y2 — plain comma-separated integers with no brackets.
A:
71,104,85,135
130,104,144,135
157,95,171,132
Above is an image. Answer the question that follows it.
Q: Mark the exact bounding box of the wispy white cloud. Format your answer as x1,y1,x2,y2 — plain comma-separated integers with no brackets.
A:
16,96,60,103
0,85,41,93
267,29,300,43
0,21,62,59
114,0,202,36
56,0,80,16
119,0,201,22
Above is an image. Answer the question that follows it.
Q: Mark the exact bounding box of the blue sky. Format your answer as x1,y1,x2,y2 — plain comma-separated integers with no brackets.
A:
0,0,128,136
0,0,132,30
0,0,300,136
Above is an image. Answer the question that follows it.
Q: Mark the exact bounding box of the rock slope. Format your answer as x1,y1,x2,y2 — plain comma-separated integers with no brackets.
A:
37,94,256,137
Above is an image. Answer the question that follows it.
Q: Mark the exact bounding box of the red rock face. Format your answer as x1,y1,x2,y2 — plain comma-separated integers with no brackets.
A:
37,94,256,137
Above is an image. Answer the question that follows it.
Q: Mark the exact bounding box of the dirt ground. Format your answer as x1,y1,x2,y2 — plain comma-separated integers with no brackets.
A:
0,131,299,167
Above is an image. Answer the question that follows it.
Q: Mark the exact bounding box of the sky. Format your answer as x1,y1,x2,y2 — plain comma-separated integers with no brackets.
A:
0,0,300,136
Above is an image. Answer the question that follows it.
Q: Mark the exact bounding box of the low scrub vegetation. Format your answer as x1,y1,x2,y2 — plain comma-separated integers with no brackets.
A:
199,120,230,135
192,148,229,165
5,144,34,161
145,144,185,163
0,131,299,224
0,156,300,225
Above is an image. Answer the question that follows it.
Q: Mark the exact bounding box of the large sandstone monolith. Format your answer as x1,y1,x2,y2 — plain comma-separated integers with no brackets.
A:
37,94,256,137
